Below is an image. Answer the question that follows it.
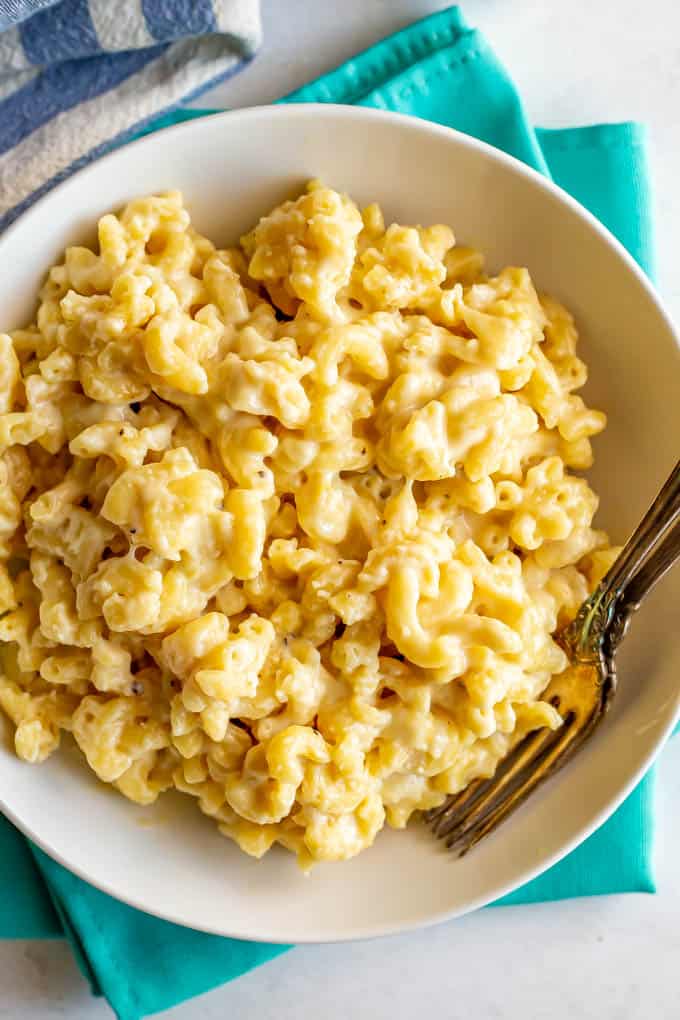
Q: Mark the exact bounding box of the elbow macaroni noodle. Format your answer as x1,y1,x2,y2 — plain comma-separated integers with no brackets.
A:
0,182,618,867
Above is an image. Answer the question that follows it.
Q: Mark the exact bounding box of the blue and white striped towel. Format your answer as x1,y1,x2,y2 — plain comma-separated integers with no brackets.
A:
0,0,261,231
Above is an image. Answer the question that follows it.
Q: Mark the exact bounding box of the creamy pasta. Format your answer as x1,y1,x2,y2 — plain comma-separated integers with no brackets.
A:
0,182,618,867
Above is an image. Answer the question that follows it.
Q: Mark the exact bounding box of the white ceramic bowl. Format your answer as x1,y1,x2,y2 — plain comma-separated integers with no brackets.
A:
1,105,679,943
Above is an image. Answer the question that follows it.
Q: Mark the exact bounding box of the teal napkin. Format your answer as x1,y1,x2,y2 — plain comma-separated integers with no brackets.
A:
0,6,659,1018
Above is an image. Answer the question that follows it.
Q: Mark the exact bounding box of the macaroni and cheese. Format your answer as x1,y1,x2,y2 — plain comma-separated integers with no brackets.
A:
0,183,618,867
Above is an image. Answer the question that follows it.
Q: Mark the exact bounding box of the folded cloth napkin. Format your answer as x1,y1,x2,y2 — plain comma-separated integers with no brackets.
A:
0,0,261,230
0,6,660,1019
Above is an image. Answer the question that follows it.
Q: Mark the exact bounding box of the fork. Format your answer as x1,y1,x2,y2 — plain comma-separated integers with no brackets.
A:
426,459,680,855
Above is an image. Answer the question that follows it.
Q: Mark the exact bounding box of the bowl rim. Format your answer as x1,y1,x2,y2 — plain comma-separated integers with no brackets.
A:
0,102,678,942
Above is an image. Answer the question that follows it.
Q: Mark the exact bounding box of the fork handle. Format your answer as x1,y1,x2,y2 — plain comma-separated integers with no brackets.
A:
603,520,680,655
565,459,680,661
601,459,680,598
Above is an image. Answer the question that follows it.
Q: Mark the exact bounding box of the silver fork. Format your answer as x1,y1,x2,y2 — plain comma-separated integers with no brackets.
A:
426,459,680,855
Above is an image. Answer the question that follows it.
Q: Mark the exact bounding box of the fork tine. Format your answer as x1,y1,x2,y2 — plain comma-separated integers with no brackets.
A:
446,707,603,855
426,778,487,834
435,725,562,843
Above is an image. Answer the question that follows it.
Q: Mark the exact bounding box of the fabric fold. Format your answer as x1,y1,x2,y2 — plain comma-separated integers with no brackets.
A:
0,0,261,230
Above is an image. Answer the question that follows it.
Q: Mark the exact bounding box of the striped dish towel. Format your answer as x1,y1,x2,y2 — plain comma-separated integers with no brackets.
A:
0,0,261,231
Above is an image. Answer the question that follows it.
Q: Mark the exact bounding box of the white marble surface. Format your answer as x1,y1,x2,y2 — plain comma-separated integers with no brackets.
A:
2,2,679,1017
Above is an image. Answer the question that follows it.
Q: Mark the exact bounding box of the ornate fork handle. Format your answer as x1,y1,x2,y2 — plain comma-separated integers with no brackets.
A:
605,520,680,656
563,459,680,671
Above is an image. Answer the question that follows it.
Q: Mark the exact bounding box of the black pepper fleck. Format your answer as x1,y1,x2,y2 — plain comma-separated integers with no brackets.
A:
130,402,141,413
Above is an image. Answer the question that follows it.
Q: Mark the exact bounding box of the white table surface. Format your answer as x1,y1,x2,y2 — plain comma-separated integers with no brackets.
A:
2,2,679,1017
